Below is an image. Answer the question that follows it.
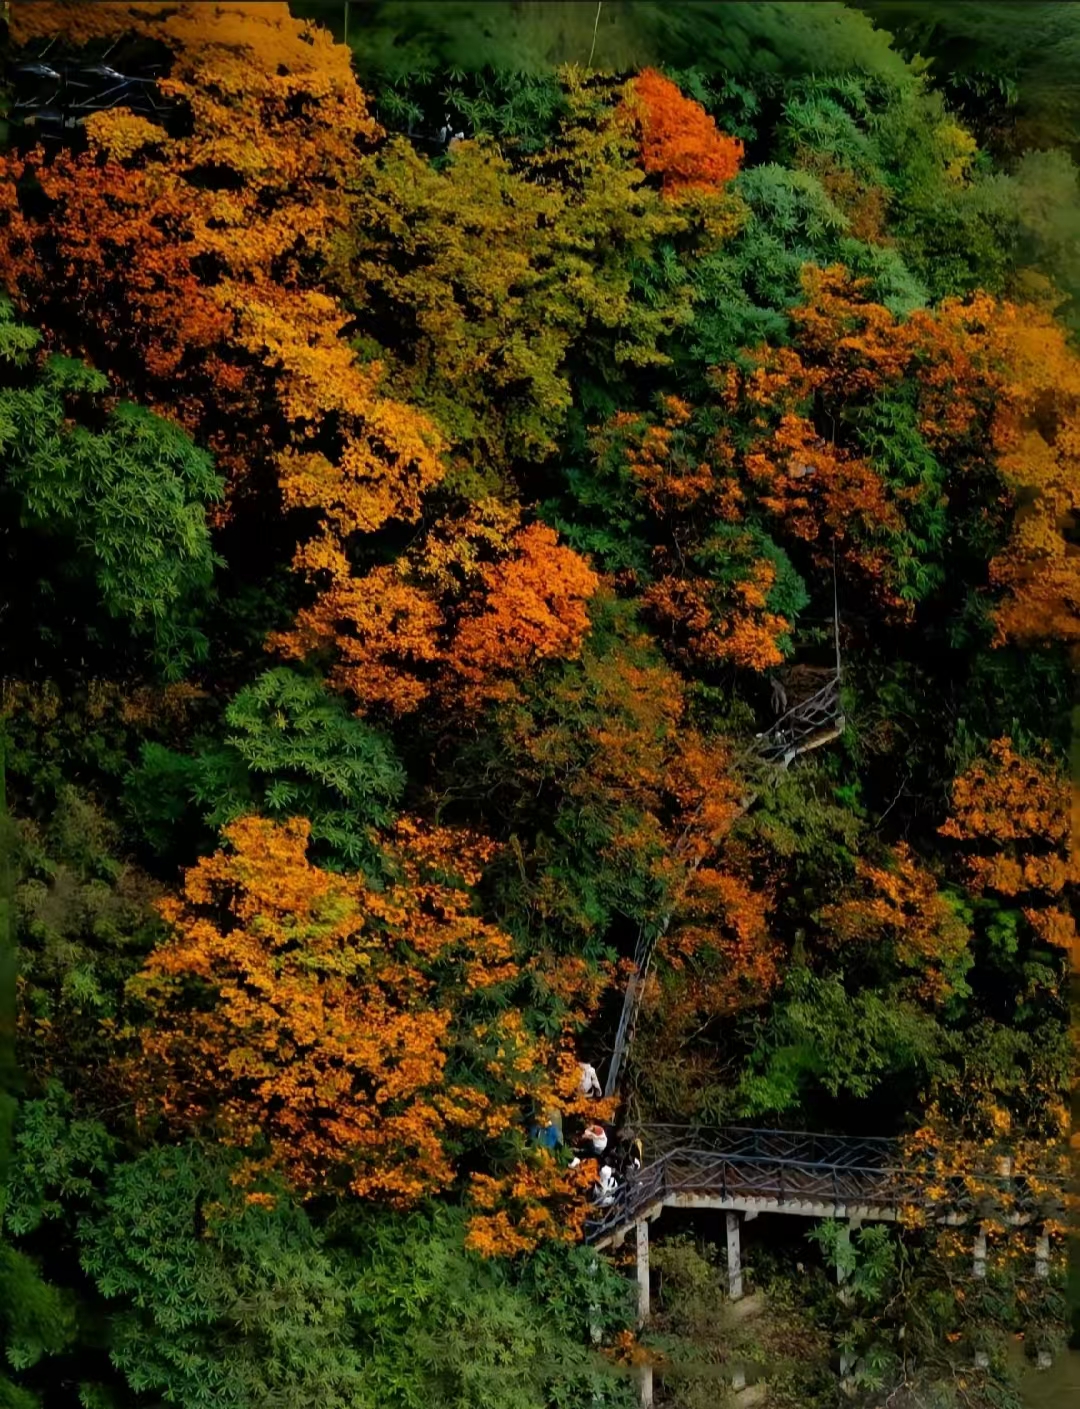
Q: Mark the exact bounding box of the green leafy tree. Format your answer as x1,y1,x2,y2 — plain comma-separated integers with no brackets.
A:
0,743,73,1409
734,969,943,1120
14,787,163,1093
339,1204,636,1409
0,1240,76,1409
0,300,222,679
806,1220,903,1393
336,2,912,89
125,668,405,871
858,1,1080,159
76,1143,636,1409
78,1143,368,1409
2,1083,117,1409
333,134,580,478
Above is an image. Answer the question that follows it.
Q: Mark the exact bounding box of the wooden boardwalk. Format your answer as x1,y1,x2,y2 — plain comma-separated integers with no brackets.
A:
584,1125,1062,1250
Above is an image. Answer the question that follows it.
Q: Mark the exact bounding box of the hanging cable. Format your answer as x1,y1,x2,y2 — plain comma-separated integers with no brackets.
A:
833,539,841,681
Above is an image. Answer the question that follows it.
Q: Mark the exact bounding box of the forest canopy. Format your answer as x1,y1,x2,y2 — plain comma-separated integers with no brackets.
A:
0,3,1074,1408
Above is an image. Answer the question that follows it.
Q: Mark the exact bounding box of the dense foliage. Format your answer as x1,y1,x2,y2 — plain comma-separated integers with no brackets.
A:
0,3,1074,1407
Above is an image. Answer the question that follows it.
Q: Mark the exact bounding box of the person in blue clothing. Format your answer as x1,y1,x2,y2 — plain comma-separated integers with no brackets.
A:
528,1106,563,1150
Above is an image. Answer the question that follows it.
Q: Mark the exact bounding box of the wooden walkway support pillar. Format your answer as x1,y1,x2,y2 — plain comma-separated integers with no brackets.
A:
726,1212,743,1300
636,1219,650,1326
973,1229,987,1279
1035,1229,1050,1279
634,1221,653,1408
638,1363,654,1409
586,1252,602,1345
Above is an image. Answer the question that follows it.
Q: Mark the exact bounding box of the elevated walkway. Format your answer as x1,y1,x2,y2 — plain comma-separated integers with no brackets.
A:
747,672,845,769
593,1126,1066,1405
584,1125,1063,1250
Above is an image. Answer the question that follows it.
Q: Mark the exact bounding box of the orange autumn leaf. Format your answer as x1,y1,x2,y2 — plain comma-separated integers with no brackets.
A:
661,865,781,1010
592,395,733,518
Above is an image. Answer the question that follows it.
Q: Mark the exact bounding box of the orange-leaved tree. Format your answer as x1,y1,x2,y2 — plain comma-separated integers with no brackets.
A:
894,737,1073,1314
818,842,973,1006
984,304,1080,646
462,590,775,1079
589,396,799,671
624,68,744,198
718,263,1080,642
714,265,1010,619
272,516,600,717
938,737,1078,965
0,1,446,524
643,550,793,673
128,814,616,1254
489,596,755,930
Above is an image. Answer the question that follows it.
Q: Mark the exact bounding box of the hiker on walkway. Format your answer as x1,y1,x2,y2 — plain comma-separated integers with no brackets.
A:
527,1106,563,1151
578,1061,602,1099
593,1163,619,1207
613,1128,643,1177
578,1123,608,1159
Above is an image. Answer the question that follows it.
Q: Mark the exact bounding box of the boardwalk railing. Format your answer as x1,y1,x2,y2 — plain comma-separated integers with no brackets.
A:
637,1125,898,1167
583,1127,1066,1247
746,674,844,769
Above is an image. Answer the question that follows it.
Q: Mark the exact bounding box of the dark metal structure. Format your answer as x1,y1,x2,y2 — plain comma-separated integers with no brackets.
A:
5,37,177,141
747,671,844,768
746,545,845,768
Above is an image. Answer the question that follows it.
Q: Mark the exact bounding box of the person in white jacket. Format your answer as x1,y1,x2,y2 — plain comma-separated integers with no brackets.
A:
578,1062,602,1099
593,1164,619,1207
579,1123,608,1158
